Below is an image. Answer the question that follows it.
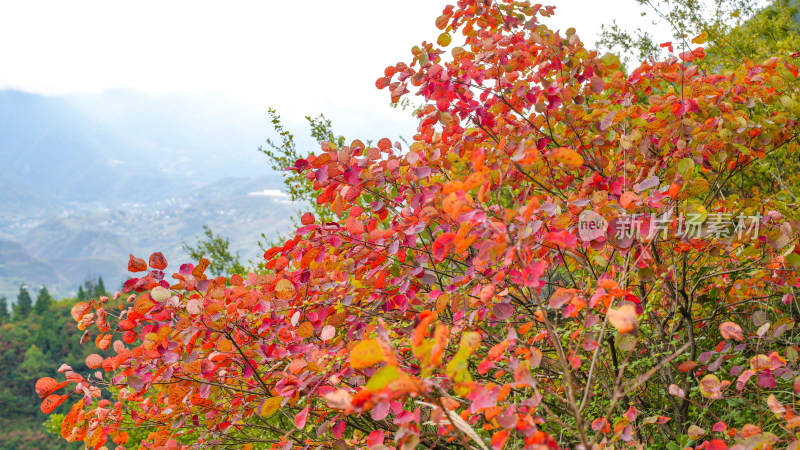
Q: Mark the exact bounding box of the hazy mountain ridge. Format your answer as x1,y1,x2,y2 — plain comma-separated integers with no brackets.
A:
0,178,298,300
0,89,301,301
0,89,274,205
0,167,54,221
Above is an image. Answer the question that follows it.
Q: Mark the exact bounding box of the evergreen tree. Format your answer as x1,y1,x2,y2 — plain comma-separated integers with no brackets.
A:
77,285,86,301
0,296,9,324
34,286,53,315
182,225,246,276
83,278,95,299
13,286,32,320
18,344,49,381
94,276,107,298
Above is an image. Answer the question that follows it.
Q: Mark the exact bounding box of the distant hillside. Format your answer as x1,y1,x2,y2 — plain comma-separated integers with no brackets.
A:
0,89,273,205
0,168,53,221
0,89,318,300
0,175,299,300
0,240,65,300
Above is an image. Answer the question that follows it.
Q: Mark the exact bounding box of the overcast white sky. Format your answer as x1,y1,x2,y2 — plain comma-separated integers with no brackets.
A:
0,0,670,136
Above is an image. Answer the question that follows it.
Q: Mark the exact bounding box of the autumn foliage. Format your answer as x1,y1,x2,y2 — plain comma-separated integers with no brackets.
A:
38,0,800,449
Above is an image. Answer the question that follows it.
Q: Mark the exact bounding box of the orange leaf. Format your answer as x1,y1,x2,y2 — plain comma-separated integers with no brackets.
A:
620,191,639,209
297,322,314,339
607,305,638,334
35,377,69,398
491,429,510,449
691,31,708,44
275,279,296,300
70,302,91,322
95,333,112,351
86,354,103,369
719,321,743,341
41,394,68,414
128,254,147,272
133,295,155,315
61,401,83,439
192,258,210,278
549,147,584,169
346,216,365,235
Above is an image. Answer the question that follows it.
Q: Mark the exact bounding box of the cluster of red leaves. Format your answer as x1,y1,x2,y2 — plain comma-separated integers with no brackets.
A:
39,0,800,449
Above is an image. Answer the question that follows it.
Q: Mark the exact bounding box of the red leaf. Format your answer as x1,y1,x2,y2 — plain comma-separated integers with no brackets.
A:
148,252,167,270
592,417,610,433
301,212,315,225
377,138,392,151
544,230,577,250
294,407,309,429
432,233,456,263
367,430,385,447
491,429,510,450
704,438,728,450
522,261,546,287
600,111,616,131
128,254,147,272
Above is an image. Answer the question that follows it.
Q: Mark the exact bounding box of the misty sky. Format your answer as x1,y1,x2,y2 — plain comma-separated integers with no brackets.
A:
0,0,672,139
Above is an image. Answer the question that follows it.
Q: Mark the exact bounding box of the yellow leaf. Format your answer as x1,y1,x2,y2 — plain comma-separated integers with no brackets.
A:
691,31,708,44
259,397,283,418
350,339,385,369
459,332,482,353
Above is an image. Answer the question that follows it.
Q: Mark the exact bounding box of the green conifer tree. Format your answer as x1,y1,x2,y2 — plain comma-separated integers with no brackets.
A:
94,276,107,298
0,296,9,324
34,286,53,315
77,285,86,301
13,286,32,320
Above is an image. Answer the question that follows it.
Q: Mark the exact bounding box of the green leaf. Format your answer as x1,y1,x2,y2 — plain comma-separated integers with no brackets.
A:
367,365,401,391
677,158,695,177
786,253,800,270
686,200,708,223
600,52,620,69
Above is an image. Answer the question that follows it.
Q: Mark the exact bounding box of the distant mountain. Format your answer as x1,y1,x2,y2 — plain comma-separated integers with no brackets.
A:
0,89,311,300
0,167,53,221
0,239,65,300
0,174,300,300
0,89,274,206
